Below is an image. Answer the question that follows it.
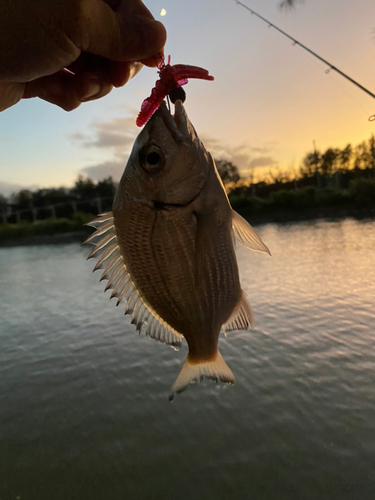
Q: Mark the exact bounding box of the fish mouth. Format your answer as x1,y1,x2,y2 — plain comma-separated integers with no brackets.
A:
157,100,188,142
151,100,205,210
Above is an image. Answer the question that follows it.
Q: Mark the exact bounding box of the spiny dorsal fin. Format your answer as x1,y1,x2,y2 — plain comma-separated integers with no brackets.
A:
84,212,184,350
232,210,271,255
222,290,254,334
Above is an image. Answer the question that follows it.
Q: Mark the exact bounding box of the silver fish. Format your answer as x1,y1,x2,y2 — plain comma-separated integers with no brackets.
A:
84,100,270,399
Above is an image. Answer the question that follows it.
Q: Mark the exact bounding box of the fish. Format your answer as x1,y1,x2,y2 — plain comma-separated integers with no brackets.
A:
84,100,270,399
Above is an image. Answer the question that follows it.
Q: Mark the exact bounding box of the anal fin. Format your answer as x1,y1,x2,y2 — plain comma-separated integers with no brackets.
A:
222,290,254,334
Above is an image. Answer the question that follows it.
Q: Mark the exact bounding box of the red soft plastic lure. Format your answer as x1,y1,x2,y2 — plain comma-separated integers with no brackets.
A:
136,56,214,127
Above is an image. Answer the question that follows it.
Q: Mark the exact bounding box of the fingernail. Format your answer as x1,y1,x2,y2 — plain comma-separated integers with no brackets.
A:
81,80,101,101
128,62,143,81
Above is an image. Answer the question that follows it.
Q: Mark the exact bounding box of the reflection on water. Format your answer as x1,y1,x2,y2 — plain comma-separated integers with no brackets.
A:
1,218,375,499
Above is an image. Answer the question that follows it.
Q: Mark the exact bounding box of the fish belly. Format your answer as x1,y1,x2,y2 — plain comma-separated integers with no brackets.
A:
113,201,241,359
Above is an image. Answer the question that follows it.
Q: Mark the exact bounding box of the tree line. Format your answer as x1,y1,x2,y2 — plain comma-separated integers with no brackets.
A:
1,135,375,223
229,135,375,199
0,176,117,223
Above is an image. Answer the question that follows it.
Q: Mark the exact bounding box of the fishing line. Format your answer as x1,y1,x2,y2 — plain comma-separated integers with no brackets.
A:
326,70,373,118
234,0,375,121
298,45,372,119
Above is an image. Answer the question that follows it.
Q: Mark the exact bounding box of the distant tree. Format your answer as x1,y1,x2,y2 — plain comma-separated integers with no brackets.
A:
338,144,352,172
368,135,375,172
96,177,117,198
353,141,370,171
32,187,70,207
269,166,292,184
320,148,339,175
215,159,241,186
72,175,96,200
11,189,33,209
279,0,303,7
0,194,7,213
300,150,321,177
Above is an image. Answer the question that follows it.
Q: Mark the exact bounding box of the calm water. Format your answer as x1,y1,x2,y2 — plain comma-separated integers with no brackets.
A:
1,218,375,500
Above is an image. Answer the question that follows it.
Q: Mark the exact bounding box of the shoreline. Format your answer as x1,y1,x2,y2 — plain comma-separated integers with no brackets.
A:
236,205,375,226
0,231,88,248
1,207,374,247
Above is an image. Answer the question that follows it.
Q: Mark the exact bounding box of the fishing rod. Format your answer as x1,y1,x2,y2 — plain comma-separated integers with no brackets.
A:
235,0,375,120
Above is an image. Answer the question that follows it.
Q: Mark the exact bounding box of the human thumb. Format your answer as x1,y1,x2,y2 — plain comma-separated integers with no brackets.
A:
77,0,166,62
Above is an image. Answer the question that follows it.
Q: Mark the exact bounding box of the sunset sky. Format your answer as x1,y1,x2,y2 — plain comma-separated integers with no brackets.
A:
1,0,375,196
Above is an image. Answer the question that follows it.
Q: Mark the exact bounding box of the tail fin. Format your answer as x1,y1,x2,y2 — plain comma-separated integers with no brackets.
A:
169,351,234,401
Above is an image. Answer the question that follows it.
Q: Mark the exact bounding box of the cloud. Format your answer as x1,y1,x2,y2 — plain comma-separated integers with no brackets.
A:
83,131,134,149
199,134,278,177
0,181,39,198
69,132,85,141
69,114,138,180
1,135,15,144
80,157,128,182
248,156,277,169
70,116,137,155
72,114,279,183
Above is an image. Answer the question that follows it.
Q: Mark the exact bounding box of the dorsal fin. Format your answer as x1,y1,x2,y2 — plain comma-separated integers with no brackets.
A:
84,212,184,350
222,290,254,334
232,210,271,255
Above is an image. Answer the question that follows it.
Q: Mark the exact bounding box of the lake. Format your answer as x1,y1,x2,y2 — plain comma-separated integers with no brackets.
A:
1,218,375,500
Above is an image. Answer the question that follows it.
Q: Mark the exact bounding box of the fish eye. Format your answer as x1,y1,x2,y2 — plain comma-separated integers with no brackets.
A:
140,145,164,173
146,152,160,165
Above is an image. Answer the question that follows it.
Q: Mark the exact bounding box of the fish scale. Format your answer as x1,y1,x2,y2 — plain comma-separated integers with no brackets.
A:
150,210,199,330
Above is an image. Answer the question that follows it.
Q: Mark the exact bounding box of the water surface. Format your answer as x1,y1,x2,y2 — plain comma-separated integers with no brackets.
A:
1,218,375,499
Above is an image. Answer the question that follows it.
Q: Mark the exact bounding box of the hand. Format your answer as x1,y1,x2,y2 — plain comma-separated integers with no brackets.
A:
0,0,166,112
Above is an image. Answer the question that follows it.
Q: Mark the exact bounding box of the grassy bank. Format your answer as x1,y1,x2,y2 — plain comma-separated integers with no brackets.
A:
229,179,375,223
0,212,93,246
1,180,375,246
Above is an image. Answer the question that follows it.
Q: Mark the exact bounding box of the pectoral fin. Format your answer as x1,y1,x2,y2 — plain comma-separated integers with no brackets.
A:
232,210,271,255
